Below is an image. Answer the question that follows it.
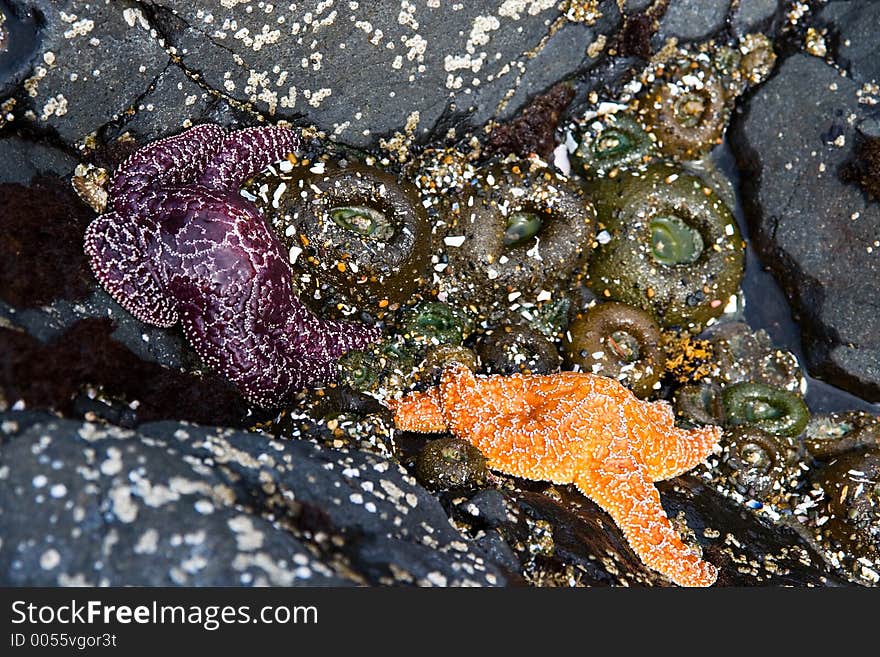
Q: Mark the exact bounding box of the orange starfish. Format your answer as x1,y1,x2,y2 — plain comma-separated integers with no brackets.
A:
387,363,722,587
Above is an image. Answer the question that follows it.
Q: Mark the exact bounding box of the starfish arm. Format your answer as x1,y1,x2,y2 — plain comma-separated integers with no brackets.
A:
387,389,447,433
574,440,718,587
627,400,722,482
163,201,308,405
297,316,381,362
83,212,178,327
198,126,301,192
439,364,540,423
171,278,303,407
439,362,486,430
109,124,226,213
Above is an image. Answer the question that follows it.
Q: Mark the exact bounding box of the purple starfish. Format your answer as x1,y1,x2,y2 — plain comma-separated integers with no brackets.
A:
84,124,380,407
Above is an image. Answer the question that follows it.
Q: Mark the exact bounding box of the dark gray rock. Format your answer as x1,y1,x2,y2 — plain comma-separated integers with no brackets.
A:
136,0,620,149
0,0,43,97
0,413,344,585
460,489,512,528
11,0,169,144
1,289,190,369
0,136,76,183
820,0,880,84
622,0,653,13
104,62,251,144
732,0,782,36
0,412,506,586
472,530,521,575
657,0,731,43
498,15,617,124
3,0,626,149
731,53,880,401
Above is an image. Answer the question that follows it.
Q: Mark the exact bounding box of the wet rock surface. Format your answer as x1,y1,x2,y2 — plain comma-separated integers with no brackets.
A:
732,0,784,36
0,136,76,183
1,410,848,587
0,0,42,97
0,412,506,586
529,477,845,585
2,0,625,150
102,63,250,145
11,0,169,143
441,472,847,586
657,0,731,43
818,0,880,84
732,50,880,401
0,0,876,588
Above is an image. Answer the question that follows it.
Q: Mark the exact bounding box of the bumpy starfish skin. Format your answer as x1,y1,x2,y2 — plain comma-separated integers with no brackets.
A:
389,363,722,587
84,124,380,406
